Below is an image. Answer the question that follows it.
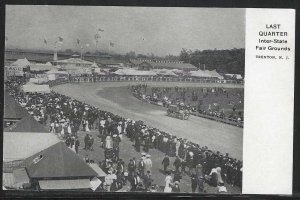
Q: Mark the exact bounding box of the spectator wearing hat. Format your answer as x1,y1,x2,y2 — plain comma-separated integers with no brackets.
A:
162,154,170,174
84,134,89,150
75,136,80,154
135,133,141,152
143,170,152,190
172,181,180,192
173,170,182,182
105,135,113,149
127,159,136,179
173,156,182,173
138,157,145,177
191,174,198,193
144,154,152,174
130,173,139,191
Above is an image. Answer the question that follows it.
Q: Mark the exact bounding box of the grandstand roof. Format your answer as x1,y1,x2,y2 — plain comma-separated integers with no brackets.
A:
24,142,97,178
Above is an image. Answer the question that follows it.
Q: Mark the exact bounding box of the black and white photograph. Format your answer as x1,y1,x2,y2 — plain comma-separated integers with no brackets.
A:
3,5,245,193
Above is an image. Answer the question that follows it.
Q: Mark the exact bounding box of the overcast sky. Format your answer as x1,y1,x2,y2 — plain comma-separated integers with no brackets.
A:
6,6,245,56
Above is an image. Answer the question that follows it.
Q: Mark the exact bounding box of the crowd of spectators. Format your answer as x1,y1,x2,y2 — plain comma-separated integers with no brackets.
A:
5,79,242,193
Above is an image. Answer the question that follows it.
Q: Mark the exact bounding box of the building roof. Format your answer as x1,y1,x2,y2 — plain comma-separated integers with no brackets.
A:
140,60,197,70
3,132,60,162
52,58,94,65
24,142,97,179
129,59,144,65
4,92,29,120
30,63,55,71
4,114,50,133
38,179,91,190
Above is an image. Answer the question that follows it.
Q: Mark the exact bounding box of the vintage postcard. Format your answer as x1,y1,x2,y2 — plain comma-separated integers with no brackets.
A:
2,5,295,195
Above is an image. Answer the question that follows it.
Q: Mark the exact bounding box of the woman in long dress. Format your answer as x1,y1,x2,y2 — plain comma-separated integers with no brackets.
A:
164,172,173,192
86,120,90,132
106,136,113,149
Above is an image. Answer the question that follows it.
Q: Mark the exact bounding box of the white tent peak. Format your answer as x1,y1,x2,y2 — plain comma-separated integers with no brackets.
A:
91,62,98,68
12,58,31,68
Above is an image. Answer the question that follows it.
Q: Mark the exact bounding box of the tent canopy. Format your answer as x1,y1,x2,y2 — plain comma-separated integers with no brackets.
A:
189,69,224,79
24,142,98,178
88,163,107,177
46,69,68,75
153,69,178,76
11,58,31,68
4,114,50,133
225,74,243,80
114,68,157,76
4,92,29,119
3,132,60,162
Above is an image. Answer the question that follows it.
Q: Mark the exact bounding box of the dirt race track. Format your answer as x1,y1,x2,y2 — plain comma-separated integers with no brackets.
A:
53,82,243,160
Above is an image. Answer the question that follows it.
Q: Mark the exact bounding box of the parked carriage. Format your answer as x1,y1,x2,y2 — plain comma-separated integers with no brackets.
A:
167,104,190,120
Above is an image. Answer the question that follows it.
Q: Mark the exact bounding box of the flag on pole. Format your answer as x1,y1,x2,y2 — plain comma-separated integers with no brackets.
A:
58,36,63,43
98,28,104,32
94,33,101,41
77,38,80,45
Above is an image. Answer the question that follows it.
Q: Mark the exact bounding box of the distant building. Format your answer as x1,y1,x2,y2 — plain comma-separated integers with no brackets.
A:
130,58,197,71
51,57,94,68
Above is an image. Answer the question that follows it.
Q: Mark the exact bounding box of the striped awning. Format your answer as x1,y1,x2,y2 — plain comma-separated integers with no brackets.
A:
38,179,91,190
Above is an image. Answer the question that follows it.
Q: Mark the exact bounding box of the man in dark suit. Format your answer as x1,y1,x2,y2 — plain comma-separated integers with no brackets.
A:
162,154,170,174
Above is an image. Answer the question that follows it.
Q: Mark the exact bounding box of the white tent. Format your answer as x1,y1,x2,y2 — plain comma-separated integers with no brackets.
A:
189,69,223,79
29,77,49,84
30,63,55,71
93,68,106,75
225,74,243,80
114,68,157,76
45,62,53,66
11,58,31,68
153,69,178,76
46,70,68,81
91,62,98,68
205,69,224,79
46,69,69,75
22,83,51,93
